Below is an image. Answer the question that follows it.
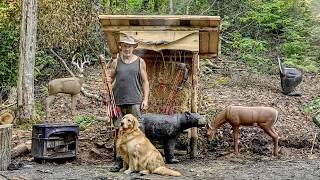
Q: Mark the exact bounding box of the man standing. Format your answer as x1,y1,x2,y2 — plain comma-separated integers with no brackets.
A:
103,36,149,172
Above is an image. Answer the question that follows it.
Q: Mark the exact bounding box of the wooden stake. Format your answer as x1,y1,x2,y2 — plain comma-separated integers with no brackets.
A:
0,124,12,170
190,52,199,158
310,133,317,155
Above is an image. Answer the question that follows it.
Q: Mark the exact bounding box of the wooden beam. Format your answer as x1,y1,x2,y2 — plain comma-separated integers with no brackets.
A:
99,15,221,21
199,53,218,59
104,31,119,55
190,53,199,158
199,31,209,54
121,31,199,52
102,26,219,32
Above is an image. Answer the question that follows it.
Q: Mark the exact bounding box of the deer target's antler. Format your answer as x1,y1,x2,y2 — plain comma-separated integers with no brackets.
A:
72,53,91,75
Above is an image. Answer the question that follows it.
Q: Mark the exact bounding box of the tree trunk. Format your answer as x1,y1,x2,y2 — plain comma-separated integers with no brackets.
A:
190,52,199,158
0,124,12,171
17,0,37,123
169,0,174,14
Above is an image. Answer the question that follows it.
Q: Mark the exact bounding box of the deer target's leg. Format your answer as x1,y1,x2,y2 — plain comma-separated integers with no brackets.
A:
260,125,279,156
232,126,240,154
71,94,79,115
270,127,279,156
46,95,56,118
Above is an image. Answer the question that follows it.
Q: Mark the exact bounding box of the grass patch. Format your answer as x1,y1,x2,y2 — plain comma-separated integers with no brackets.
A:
304,96,320,115
73,114,96,130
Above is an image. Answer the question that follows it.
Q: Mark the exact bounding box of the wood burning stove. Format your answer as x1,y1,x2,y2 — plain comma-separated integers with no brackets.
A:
31,123,79,163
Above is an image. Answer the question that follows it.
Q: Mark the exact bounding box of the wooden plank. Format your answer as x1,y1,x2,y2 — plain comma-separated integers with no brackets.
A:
122,31,197,44
99,15,221,58
190,53,199,158
120,31,199,52
199,32,209,54
104,32,119,55
135,53,193,60
164,18,180,26
190,20,200,26
199,17,210,27
209,31,219,55
199,53,218,59
102,26,219,32
100,18,111,26
118,19,130,26
99,15,221,22
99,15,221,27
110,19,121,26
209,19,220,27
144,18,164,26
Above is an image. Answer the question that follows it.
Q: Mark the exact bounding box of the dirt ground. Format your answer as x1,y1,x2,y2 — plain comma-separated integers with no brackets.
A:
1,59,320,179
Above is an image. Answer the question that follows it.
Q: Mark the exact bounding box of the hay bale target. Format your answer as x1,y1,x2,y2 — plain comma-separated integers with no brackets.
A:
99,15,221,157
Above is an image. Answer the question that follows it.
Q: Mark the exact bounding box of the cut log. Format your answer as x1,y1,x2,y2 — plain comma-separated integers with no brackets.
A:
11,142,30,158
0,124,12,170
0,112,14,125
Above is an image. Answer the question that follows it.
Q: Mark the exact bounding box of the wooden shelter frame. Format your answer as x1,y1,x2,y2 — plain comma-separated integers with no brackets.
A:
99,15,220,158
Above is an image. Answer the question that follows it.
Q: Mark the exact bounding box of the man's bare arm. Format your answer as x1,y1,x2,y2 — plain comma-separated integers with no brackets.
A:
140,58,149,109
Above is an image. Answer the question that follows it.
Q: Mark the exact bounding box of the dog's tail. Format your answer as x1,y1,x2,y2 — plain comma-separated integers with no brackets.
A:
153,166,181,177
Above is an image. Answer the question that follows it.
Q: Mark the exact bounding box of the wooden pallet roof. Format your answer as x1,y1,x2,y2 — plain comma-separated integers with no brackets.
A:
99,15,221,58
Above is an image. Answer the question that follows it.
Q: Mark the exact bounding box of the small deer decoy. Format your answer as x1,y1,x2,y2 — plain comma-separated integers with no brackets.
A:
46,54,90,118
206,105,280,156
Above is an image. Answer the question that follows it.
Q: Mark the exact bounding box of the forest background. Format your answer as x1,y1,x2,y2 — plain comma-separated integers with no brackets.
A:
0,0,319,123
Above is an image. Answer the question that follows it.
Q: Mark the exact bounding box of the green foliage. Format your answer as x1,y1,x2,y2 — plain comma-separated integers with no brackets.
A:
73,114,96,130
220,0,320,73
35,101,45,118
38,0,101,50
207,76,228,88
15,118,42,129
304,97,320,115
36,0,105,78
0,1,20,86
35,50,56,79
1,0,319,89
15,103,43,129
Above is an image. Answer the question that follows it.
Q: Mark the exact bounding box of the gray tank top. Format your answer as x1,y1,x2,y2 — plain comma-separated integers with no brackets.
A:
113,56,142,105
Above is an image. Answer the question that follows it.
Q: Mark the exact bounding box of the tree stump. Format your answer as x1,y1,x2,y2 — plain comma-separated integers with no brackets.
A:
0,124,12,170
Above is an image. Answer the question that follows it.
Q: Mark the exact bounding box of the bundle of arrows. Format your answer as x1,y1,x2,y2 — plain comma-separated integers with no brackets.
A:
161,63,189,115
98,55,121,125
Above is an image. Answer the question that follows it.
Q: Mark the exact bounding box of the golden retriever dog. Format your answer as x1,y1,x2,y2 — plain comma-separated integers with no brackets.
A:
116,114,181,176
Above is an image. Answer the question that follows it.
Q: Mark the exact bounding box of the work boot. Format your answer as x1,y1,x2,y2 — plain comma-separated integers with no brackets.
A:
110,156,123,172
166,156,179,164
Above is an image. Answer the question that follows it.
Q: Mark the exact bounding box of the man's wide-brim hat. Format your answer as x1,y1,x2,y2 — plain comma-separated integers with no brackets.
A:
119,36,138,48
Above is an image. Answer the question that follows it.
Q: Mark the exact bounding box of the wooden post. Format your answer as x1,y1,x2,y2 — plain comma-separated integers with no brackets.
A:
190,52,199,158
0,124,12,170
